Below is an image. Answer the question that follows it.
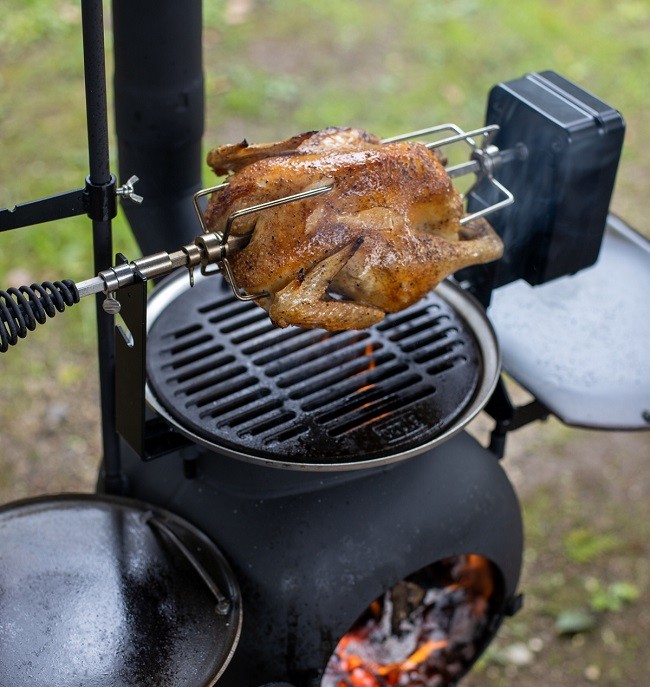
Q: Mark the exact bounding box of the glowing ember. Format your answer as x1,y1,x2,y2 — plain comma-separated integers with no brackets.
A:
321,555,497,687
357,342,376,393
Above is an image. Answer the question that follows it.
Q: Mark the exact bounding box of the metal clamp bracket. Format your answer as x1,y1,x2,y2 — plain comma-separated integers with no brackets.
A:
113,258,191,461
84,174,118,222
485,376,550,459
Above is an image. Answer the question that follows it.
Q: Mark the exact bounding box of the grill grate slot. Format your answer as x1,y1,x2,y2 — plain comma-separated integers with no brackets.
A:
263,423,309,445
255,332,368,379
292,353,401,406
391,323,455,351
426,353,468,376
177,365,248,398
413,337,464,365
325,383,436,437
165,323,202,339
146,274,492,467
198,295,247,316
165,332,213,356
163,343,225,371
217,399,284,429
239,324,321,365
213,309,269,334
384,314,451,344
192,375,259,410
198,385,272,420
231,320,282,347
240,411,297,437
273,340,379,388
375,304,440,332
315,373,425,426
170,354,236,384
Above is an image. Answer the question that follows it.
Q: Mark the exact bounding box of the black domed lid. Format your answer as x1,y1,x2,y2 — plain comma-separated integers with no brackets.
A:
0,494,241,687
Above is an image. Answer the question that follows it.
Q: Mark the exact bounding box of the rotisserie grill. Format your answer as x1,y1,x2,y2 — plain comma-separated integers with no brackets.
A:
1,2,647,687
143,271,500,468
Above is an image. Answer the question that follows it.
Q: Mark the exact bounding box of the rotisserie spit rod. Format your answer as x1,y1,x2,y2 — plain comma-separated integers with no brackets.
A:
75,123,518,304
75,183,335,303
1,123,518,351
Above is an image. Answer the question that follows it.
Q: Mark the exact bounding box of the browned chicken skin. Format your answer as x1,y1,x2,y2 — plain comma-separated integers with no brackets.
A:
204,127,503,330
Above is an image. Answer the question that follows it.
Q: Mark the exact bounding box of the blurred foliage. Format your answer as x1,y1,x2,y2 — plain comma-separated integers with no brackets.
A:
554,608,597,636
201,0,649,134
0,0,81,54
564,529,620,564
469,472,649,685
586,578,640,613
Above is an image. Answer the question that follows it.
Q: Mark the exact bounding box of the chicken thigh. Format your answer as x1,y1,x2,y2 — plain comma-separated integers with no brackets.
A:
204,127,503,330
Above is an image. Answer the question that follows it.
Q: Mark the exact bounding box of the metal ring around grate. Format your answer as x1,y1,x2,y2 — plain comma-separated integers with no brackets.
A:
145,272,500,470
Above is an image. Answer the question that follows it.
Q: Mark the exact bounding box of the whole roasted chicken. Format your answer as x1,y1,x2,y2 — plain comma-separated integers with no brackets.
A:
204,127,503,330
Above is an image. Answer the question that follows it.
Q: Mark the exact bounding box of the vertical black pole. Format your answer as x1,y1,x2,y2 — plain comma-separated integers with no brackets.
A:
81,0,123,493
81,0,110,185
112,0,205,254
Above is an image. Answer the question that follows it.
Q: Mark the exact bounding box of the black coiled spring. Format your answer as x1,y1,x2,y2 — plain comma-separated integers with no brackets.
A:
0,280,80,353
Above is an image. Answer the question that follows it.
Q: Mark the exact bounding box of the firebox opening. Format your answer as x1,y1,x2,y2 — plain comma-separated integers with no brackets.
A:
321,554,504,687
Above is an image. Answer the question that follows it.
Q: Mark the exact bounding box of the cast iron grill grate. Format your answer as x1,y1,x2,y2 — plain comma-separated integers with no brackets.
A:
146,273,497,469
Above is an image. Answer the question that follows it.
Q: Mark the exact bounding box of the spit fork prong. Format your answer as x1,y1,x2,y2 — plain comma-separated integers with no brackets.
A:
192,182,334,301
383,123,516,225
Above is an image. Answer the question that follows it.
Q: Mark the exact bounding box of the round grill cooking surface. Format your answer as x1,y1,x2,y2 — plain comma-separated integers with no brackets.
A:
145,272,499,470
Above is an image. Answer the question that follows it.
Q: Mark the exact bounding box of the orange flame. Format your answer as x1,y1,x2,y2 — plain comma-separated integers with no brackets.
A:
332,636,449,687
457,554,494,617
357,343,376,394
398,639,448,673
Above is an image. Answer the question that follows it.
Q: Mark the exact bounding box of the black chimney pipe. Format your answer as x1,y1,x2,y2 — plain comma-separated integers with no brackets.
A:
112,0,205,254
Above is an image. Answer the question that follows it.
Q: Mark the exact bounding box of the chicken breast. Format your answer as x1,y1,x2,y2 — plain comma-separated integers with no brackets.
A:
204,127,503,330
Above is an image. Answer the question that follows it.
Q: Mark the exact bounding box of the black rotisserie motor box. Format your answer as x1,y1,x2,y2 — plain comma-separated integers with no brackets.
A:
462,71,625,298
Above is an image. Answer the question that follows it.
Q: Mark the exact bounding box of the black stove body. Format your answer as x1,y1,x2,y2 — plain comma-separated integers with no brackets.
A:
117,271,521,686
119,429,522,686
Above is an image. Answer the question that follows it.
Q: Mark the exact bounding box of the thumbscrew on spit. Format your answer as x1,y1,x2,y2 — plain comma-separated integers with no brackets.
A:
102,293,121,315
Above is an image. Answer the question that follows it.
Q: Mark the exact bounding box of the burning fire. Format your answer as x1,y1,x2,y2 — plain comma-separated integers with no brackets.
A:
321,555,496,687
352,341,392,428
357,342,376,393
